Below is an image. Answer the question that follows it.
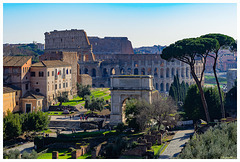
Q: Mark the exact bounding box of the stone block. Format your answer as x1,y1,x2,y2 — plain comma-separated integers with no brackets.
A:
71,149,82,159
52,151,58,159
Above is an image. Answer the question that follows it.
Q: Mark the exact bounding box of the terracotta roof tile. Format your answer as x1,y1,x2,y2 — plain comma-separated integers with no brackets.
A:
3,56,32,67
32,60,71,67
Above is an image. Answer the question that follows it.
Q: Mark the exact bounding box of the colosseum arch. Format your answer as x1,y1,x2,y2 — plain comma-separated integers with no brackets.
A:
141,68,145,75
134,68,139,75
160,68,164,78
160,83,164,92
166,83,170,92
147,68,152,75
166,68,170,78
84,68,88,74
127,68,132,75
91,68,96,77
110,75,154,125
154,68,158,77
102,68,108,77
120,68,125,75
110,68,116,75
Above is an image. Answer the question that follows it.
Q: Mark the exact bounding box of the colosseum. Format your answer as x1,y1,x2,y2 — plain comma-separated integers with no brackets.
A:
41,29,202,94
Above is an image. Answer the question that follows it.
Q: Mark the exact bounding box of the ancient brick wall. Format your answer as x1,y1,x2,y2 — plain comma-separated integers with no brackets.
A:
88,37,134,55
78,74,92,86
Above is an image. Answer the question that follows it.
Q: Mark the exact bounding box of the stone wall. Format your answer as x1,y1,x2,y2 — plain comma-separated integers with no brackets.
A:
78,74,92,86
88,36,134,55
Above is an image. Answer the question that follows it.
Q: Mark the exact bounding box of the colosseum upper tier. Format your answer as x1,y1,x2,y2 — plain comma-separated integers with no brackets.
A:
42,29,203,93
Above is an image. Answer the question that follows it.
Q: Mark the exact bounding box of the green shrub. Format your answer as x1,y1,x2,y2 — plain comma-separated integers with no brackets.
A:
178,122,237,159
21,150,38,159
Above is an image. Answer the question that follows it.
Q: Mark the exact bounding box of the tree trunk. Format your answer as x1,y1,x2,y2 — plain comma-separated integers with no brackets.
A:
212,53,225,118
190,68,211,123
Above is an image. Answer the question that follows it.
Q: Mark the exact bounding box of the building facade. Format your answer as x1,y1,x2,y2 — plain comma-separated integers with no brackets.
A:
30,60,73,110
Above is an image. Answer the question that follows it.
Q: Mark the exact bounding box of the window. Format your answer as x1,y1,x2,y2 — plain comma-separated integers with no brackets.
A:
66,82,68,87
48,71,49,77
31,72,36,77
55,84,57,90
16,91,17,96
16,101,19,105
38,101,40,106
63,83,65,88
59,84,61,89
25,84,29,90
52,71,54,76
70,69,71,74
36,82,38,85
36,88,40,92
39,71,44,77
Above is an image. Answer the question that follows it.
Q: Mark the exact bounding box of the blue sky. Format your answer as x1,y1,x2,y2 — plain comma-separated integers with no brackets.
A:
3,3,237,47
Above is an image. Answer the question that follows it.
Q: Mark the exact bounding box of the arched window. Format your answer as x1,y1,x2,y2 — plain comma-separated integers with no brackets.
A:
156,83,159,90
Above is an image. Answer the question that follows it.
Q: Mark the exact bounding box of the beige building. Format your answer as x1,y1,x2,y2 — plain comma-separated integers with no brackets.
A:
3,56,32,97
3,85,21,116
21,91,44,113
30,60,73,110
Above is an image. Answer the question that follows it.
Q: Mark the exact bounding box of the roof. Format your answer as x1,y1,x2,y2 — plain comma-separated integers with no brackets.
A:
22,91,45,99
3,56,32,67
32,60,71,68
3,85,21,94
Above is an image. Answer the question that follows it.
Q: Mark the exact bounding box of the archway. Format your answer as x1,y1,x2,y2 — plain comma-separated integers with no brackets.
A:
154,68,158,77
160,83,164,92
127,68,132,75
166,68,169,78
84,68,88,74
120,68,125,75
102,68,108,77
147,68,152,75
110,75,155,125
166,83,169,92
160,68,164,78
110,68,116,75
141,68,145,75
92,68,96,77
171,68,175,78
134,68,139,75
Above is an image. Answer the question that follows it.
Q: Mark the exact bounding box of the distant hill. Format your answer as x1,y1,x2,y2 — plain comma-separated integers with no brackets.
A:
133,45,166,54
3,43,44,63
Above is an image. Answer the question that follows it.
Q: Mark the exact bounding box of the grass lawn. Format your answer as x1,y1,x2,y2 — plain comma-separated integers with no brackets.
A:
204,75,227,84
152,144,164,157
37,148,71,159
47,111,63,115
37,148,91,159
55,88,111,107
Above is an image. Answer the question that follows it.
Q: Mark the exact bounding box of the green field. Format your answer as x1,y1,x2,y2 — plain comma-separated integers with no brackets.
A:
37,148,91,159
55,88,111,107
204,75,227,85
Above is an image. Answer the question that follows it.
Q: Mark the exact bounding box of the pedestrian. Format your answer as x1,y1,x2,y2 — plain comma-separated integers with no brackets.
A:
80,116,82,120
70,115,72,120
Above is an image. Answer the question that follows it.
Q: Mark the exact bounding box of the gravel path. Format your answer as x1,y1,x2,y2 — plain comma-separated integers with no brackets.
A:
159,128,194,159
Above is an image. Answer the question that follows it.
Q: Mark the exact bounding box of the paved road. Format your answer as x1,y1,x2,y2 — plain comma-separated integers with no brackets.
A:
4,142,35,154
159,128,194,159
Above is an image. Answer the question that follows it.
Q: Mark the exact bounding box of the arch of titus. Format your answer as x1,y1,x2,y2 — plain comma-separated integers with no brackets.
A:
110,75,158,125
